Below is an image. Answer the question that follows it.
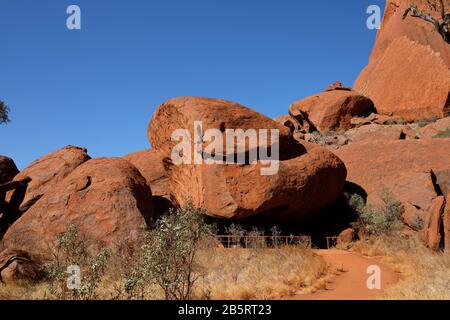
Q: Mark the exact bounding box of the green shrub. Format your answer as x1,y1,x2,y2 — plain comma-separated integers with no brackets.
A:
0,100,10,124
349,188,404,236
43,224,110,300
124,203,215,300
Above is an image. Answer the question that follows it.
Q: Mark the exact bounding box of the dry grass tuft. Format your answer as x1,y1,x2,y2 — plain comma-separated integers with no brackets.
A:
196,246,329,300
0,246,329,300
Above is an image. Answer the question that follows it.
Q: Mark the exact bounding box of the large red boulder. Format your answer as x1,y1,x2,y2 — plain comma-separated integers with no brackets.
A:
8,146,90,213
148,96,296,159
335,139,450,211
2,158,154,255
0,156,19,185
288,83,375,132
354,0,450,121
123,149,170,198
148,97,347,223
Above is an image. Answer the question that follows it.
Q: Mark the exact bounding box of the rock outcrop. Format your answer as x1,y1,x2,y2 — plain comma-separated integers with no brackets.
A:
444,193,450,252
335,139,450,211
2,158,154,255
0,249,41,284
148,96,347,223
0,156,19,185
354,0,450,121
123,149,170,198
420,196,446,251
288,82,375,132
8,146,91,213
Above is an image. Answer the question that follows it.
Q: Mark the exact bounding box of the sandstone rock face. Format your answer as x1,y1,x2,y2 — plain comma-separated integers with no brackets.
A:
420,196,446,251
0,249,41,284
354,0,450,121
402,202,426,231
3,158,154,255
148,96,295,159
420,117,450,138
335,139,450,211
444,193,450,252
0,156,19,185
337,228,354,245
289,84,375,132
9,146,91,213
346,124,406,142
148,97,347,223
123,149,170,198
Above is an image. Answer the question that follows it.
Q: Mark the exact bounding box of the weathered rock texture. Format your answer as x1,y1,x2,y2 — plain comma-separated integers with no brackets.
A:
0,249,41,284
8,146,91,213
123,149,170,198
2,158,154,255
335,139,450,211
148,97,347,223
288,83,375,132
444,193,450,252
420,196,446,251
354,0,450,121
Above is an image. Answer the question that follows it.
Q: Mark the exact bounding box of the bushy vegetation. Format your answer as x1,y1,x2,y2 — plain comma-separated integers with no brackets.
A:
43,224,110,300
0,207,328,300
349,188,404,236
123,203,215,300
0,100,10,124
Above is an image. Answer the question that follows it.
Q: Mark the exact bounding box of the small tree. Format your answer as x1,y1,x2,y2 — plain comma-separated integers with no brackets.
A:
44,224,110,300
0,100,10,124
125,203,215,300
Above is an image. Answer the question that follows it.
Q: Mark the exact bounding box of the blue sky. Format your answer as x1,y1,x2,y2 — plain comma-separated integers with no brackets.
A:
0,0,384,169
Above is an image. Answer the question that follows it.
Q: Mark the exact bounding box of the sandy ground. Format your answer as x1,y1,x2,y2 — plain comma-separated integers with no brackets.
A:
285,249,399,300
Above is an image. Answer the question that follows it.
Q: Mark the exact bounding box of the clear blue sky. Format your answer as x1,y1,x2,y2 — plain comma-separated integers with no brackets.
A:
0,0,384,169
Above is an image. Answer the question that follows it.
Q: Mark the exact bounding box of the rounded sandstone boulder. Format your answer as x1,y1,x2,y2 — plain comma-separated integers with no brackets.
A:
3,158,154,255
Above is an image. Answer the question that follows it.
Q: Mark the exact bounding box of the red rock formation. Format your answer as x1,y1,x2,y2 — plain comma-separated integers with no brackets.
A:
355,0,450,121
335,139,450,211
8,146,90,213
0,249,41,284
2,158,154,255
148,97,347,223
148,96,295,160
444,193,450,251
123,149,170,198
420,196,446,251
0,156,19,185
420,117,450,138
346,124,406,142
337,228,355,245
289,84,375,132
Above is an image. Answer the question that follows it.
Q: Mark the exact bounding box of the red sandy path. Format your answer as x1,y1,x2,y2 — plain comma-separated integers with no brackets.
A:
286,249,399,300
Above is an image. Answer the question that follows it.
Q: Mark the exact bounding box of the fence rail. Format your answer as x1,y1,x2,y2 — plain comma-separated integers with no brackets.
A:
216,235,312,249
325,236,338,249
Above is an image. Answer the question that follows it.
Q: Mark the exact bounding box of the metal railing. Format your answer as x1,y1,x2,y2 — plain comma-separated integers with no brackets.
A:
216,235,312,249
325,236,338,249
